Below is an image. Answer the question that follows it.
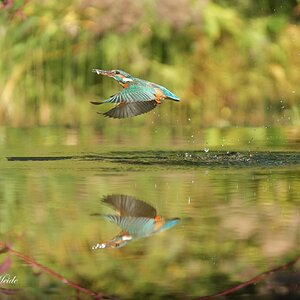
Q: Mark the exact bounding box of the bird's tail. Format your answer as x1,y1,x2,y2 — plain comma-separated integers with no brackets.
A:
168,97,181,102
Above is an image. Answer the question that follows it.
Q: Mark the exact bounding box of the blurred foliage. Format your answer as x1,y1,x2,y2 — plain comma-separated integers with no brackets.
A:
0,0,299,127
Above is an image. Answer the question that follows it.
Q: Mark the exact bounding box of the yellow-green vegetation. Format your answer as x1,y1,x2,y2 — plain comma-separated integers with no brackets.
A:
0,0,299,127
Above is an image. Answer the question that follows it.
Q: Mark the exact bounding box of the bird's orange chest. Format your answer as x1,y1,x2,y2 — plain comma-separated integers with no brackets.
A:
154,215,164,230
154,88,164,104
119,82,129,88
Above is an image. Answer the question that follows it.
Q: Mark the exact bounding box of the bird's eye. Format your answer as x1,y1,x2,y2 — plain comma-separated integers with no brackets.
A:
115,70,120,74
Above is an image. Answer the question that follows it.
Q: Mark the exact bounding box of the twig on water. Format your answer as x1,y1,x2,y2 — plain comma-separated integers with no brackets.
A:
196,255,300,299
0,242,113,300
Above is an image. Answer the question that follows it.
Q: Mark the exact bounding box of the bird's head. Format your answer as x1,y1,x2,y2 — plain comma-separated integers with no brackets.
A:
93,69,134,85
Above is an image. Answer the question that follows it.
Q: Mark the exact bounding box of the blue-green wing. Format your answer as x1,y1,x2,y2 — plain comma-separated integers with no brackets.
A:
102,101,157,119
94,85,156,104
105,216,155,238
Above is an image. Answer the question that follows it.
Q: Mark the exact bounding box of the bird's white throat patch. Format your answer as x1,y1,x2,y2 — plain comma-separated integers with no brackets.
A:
122,78,133,82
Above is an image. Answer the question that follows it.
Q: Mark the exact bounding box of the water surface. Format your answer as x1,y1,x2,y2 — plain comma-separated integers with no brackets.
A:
0,126,300,299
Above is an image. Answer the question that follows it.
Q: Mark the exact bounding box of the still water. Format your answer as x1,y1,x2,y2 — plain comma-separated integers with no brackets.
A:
0,126,300,299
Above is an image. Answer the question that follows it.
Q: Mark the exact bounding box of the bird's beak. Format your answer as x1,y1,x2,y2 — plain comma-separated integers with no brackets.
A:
92,69,114,77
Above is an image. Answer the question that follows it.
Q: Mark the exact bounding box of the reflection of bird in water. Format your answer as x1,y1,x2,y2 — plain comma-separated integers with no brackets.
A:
91,69,180,119
91,194,180,249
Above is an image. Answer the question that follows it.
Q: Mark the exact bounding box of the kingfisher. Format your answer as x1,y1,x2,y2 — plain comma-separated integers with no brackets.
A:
91,194,180,249
91,69,180,119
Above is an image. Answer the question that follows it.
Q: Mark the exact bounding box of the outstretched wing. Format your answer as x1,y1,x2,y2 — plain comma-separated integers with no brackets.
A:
91,84,156,104
102,194,157,218
101,101,157,119
105,215,156,238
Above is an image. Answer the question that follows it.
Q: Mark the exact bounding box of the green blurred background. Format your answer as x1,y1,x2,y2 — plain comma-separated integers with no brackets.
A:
0,0,299,128
1,2,300,298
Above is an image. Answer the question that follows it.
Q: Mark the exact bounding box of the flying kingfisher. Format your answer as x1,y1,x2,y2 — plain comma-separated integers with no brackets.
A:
91,69,180,119
91,194,180,249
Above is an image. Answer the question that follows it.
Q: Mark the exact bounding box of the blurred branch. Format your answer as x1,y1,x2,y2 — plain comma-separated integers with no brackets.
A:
196,255,300,299
0,242,113,299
